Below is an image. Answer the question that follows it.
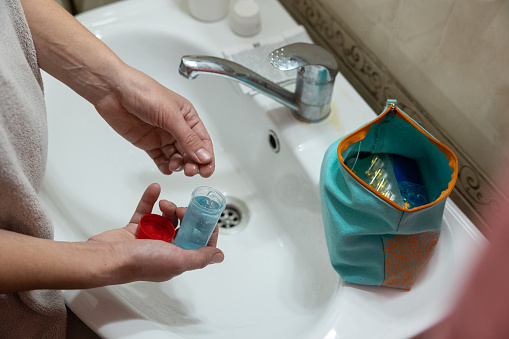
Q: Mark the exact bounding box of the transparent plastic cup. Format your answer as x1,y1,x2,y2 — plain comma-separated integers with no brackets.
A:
175,186,226,250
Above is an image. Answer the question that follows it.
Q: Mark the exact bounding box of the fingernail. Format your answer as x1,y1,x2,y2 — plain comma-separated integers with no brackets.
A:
196,148,212,163
212,252,224,264
168,161,183,172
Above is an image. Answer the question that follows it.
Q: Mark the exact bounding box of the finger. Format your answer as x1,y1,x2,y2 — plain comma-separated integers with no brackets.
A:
181,247,224,271
162,102,213,165
196,138,214,177
161,144,178,158
198,158,215,178
171,207,186,241
207,225,219,247
130,183,161,224
161,117,214,177
162,145,183,172
176,207,186,221
183,161,199,177
159,199,178,228
146,149,173,175
157,160,173,175
168,153,184,172
124,223,138,235
180,142,214,177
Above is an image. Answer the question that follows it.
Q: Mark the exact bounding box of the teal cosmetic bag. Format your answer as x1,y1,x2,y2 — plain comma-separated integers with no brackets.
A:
319,99,458,290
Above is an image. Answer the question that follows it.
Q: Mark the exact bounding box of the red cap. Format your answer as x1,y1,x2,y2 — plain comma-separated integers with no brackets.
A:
136,214,175,242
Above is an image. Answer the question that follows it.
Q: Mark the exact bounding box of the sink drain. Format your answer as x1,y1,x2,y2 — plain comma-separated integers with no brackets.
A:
218,196,249,234
219,206,241,228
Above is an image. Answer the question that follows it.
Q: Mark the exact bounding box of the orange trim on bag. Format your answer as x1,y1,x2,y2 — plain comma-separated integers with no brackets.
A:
337,106,458,212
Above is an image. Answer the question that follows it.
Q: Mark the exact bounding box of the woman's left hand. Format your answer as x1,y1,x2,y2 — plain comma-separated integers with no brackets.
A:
94,66,215,177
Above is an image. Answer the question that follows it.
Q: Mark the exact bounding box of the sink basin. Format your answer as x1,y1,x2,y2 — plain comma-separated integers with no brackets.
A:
40,0,486,338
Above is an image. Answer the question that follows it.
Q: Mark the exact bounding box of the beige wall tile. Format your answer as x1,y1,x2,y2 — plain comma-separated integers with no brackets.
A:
322,0,509,176
56,0,73,12
73,0,121,13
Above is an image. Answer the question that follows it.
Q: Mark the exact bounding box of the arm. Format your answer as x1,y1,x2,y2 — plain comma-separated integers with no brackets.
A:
21,0,214,177
0,229,117,292
0,184,224,293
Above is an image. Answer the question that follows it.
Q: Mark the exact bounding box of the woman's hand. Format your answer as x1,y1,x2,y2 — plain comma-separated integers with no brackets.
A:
88,183,224,284
93,67,215,177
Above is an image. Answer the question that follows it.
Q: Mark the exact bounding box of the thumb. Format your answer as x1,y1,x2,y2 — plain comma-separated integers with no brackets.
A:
162,100,213,165
181,247,224,271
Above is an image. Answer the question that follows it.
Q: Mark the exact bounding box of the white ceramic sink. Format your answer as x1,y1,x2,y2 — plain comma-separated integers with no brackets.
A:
40,1,486,338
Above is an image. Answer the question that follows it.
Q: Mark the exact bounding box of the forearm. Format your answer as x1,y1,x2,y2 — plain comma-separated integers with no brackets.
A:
0,229,123,293
20,0,124,105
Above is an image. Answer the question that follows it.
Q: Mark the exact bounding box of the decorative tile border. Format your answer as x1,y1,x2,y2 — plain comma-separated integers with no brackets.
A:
279,0,506,234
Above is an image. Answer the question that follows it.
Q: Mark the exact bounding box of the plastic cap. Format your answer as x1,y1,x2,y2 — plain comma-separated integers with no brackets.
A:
136,214,175,242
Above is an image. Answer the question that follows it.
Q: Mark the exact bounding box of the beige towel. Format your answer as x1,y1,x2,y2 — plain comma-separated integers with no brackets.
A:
0,0,67,337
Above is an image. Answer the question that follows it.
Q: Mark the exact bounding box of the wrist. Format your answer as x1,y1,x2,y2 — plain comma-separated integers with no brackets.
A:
83,240,135,287
83,57,128,107
0,230,132,292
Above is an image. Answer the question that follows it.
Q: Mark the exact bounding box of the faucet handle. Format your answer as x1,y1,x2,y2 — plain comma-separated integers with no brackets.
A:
269,43,338,122
269,43,338,79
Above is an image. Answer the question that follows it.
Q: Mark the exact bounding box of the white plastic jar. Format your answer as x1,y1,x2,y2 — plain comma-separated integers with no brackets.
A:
230,0,261,36
188,0,230,22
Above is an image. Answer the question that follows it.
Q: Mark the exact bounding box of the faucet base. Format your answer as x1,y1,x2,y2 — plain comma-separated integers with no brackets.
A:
291,104,331,123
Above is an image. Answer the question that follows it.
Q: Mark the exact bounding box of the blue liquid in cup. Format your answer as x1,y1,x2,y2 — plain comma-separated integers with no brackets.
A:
175,188,225,250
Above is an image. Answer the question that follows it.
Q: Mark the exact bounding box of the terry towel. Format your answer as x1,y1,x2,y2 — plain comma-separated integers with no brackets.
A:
0,0,67,337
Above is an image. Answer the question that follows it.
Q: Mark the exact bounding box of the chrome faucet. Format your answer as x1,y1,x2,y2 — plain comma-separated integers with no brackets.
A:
179,43,338,123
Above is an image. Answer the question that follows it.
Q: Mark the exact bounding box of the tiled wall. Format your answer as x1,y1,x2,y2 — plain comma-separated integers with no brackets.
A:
56,0,119,14
321,0,509,174
56,0,72,12
279,0,509,234
71,0,119,13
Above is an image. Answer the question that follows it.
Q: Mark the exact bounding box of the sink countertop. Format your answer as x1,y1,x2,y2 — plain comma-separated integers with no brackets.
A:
40,1,488,338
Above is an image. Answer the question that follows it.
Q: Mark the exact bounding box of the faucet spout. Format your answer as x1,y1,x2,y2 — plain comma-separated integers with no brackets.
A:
179,56,298,112
179,43,338,122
